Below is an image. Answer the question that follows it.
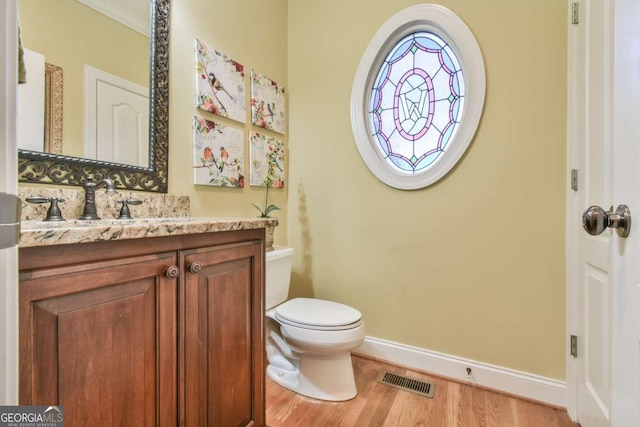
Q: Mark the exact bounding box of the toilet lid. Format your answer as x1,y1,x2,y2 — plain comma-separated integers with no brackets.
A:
275,298,362,330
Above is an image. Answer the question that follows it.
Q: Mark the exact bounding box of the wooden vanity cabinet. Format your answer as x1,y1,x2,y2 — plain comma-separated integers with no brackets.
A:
180,242,263,426
19,229,266,427
19,252,178,426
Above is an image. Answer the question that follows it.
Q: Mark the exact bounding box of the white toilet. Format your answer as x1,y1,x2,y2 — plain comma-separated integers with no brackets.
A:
265,246,366,401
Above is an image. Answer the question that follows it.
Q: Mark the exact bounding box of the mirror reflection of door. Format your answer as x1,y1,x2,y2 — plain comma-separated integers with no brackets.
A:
17,49,45,153
17,0,149,166
84,66,149,168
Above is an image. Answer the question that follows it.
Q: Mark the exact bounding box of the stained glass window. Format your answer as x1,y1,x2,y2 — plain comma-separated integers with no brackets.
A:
369,32,465,174
351,4,485,189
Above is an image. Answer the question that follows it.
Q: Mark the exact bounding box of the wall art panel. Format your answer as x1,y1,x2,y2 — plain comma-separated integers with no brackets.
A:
193,116,244,187
250,69,285,134
196,39,246,123
249,131,285,187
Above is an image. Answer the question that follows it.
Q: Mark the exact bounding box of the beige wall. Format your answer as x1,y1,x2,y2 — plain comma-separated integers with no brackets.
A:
169,0,288,241
17,0,567,380
19,0,148,158
287,0,567,379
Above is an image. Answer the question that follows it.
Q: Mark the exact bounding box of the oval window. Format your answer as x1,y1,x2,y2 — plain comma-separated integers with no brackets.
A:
351,4,485,190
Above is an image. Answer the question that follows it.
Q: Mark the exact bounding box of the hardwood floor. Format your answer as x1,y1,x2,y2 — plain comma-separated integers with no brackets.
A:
266,354,577,427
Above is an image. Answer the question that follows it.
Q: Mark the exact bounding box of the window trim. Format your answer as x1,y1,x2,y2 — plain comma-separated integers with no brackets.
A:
350,4,486,190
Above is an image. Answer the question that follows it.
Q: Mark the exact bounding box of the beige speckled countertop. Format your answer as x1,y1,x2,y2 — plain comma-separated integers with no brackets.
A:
18,187,278,250
20,217,279,248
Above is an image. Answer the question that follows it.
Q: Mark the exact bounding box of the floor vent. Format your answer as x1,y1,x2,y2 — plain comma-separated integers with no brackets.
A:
378,371,436,398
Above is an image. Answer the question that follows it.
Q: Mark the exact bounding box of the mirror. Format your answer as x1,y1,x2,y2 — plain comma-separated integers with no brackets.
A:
18,0,169,193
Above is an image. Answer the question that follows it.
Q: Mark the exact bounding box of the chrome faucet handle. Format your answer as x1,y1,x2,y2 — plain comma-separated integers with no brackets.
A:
117,198,143,219
26,196,66,222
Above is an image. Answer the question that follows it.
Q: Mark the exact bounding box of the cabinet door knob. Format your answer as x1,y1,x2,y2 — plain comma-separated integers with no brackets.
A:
188,262,202,274
165,265,180,279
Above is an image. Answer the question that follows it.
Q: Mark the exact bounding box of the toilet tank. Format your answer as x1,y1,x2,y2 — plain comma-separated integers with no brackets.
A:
265,246,294,310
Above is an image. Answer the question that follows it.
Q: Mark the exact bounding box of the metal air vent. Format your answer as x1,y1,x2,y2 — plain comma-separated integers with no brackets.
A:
378,371,436,398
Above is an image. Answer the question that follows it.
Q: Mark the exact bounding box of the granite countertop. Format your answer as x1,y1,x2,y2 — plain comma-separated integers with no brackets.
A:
20,217,279,248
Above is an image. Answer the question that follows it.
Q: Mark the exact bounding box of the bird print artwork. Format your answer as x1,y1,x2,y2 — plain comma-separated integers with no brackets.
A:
208,71,232,99
195,39,246,123
249,131,285,188
203,147,216,166
250,69,286,135
267,102,275,121
219,146,229,172
251,100,268,128
205,71,232,116
193,115,245,187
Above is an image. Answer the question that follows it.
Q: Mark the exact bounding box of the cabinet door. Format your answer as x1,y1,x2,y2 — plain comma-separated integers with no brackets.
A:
20,253,177,427
181,242,264,427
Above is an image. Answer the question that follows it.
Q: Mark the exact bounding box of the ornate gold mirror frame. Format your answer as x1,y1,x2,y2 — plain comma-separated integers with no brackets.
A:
43,63,63,155
18,0,170,193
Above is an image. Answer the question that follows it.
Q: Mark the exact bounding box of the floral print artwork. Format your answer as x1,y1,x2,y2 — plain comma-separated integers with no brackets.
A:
193,116,244,187
250,69,286,134
196,39,246,123
249,131,285,187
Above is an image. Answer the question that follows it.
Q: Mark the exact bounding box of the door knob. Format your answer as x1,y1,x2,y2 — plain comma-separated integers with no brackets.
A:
582,204,631,238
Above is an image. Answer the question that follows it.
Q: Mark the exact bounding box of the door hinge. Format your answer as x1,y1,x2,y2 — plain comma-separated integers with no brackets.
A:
571,169,578,191
571,2,579,24
570,335,578,358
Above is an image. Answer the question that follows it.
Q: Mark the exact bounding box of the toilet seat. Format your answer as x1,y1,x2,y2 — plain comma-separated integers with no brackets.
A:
274,298,362,331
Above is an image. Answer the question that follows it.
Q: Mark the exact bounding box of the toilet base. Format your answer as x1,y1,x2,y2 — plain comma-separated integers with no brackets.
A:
267,351,358,401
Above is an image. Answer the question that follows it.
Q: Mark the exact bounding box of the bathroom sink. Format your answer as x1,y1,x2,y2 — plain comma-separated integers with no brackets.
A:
21,216,198,230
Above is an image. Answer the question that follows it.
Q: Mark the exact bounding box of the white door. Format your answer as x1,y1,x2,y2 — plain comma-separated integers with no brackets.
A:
96,84,149,166
84,65,149,167
17,49,45,152
571,0,640,425
0,0,19,405
609,0,640,424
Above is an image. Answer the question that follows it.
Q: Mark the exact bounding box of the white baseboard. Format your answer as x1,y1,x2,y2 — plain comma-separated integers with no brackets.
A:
353,336,567,408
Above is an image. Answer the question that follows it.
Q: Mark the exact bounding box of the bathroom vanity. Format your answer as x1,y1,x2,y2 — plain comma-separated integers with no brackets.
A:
19,217,276,426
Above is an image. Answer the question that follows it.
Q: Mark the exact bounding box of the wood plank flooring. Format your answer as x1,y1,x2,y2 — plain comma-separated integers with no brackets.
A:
266,354,577,427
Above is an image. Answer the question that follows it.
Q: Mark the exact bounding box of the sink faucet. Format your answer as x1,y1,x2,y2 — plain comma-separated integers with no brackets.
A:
79,177,116,220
